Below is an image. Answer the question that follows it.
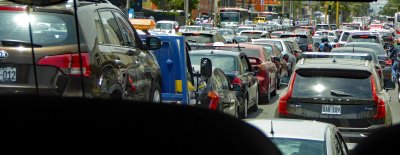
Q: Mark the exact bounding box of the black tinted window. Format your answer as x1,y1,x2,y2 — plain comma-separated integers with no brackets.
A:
114,12,136,47
292,69,372,99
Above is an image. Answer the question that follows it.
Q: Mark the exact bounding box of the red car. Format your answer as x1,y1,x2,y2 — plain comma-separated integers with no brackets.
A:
218,44,278,103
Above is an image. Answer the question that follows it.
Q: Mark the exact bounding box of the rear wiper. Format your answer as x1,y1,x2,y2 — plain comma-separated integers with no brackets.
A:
1,39,42,48
330,89,353,97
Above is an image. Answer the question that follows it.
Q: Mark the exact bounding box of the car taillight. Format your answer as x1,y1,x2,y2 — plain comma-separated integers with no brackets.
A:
278,73,297,115
385,59,392,66
128,76,136,92
232,77,242,90
376,67,383,80
208,91,219,110
370,75,385,119
38,53,91,77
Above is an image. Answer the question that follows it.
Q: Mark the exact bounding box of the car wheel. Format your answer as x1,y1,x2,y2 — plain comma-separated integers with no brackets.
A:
251,91,259,112
150,82,162,104
271,77,277,96
238,96,248,119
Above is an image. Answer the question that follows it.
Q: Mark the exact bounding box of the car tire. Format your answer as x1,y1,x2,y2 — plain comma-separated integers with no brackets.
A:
251,91,259,112
150,82,162,104
238,96,248,119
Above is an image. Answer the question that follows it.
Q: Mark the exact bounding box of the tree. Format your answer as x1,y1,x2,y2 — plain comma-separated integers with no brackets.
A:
380,0,400,16
150,0,199,12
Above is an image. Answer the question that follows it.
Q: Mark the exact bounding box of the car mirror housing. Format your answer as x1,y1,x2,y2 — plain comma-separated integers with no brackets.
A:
200,58,212,78
146,36,162,50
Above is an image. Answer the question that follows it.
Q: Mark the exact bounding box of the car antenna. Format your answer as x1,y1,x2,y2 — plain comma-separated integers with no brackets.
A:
270,121,275,140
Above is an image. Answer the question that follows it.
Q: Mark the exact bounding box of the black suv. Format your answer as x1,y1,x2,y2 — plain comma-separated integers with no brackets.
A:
0,1,162,101
276,58,394,142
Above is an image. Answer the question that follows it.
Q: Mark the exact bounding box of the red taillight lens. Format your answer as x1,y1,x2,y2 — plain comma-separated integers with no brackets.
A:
128,76,136,92
370,75,386,119
278,73,297,115
385,59,392,66
38,53,91,77
232,77,242,86
208,91,219,110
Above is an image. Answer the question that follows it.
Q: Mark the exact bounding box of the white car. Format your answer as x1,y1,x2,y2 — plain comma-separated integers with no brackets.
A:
314,30,338,39
245,119,350,155
155,20,179,34
239,30,269,39
235,26,254,35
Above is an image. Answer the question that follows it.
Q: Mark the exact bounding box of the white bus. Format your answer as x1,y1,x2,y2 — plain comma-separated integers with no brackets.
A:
395,12,400,34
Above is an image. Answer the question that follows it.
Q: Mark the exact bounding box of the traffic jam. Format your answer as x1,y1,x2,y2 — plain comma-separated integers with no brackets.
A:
0,0,399,154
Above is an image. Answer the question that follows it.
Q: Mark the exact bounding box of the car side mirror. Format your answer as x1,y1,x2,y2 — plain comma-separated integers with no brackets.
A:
146,36,162,50
200,58,212,78
253,66,261,74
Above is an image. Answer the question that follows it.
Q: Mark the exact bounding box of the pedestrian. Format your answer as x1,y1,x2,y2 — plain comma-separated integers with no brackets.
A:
389,38,400,82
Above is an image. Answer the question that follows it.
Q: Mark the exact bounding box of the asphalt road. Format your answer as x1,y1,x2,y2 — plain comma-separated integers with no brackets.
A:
247,83,400,149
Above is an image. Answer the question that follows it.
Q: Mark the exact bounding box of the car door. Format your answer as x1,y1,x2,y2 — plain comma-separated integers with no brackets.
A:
240,55,258,106
213,69,237,116
97,10,131,99
114,11,157,101
334,131,349,155
274,46,289,77
262,48,277,89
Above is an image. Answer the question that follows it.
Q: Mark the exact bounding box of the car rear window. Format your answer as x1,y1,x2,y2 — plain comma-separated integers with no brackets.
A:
340,32,350,42
240,32,262,39
349,36,379,44
183,34,214,43
0,10,76,47
190,55,237,73
316,25,329,30
253,40,283,51
156,23,173,29
292,69,373,100
272,138,326,155
343,43,386,55
280,35,308,44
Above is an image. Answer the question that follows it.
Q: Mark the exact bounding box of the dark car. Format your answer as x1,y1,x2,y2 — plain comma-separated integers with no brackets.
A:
0,1,162,101
279,33,315,52
190,50,259,119
276,57,394,143
218,44,278,103
343,42,391,82
182,31,226,49
233,35,251,43
194,68,240,118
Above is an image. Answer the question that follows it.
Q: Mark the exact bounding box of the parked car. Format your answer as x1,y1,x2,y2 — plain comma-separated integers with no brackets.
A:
218,44,278,103
189,50,259,118
246,118,349,155
0,0,163,101
194,68,240,117
239,30,271,39
276,57,394,143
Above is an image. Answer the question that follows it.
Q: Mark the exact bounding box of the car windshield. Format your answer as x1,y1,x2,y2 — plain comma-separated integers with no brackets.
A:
272,138,326,155
292,69,373,99
190,55,237,72
156,23,173,29
183,34,214,43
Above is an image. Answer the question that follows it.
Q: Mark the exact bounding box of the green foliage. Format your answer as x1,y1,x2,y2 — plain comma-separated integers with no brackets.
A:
150,0,199,12
381,0,400,16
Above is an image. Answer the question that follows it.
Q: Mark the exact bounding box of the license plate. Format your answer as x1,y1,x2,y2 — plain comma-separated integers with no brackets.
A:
0,67,16,83
321,105,341,115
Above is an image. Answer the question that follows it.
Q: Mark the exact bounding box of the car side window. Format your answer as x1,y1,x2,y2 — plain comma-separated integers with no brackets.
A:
98,11,124,46
113,11,136,47
94,12,106,45
263,48,272,61
335,132,348,155
241,56,250,72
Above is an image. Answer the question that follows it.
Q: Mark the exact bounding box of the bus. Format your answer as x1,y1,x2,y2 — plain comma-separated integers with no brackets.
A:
394,12,400,34
249,11,279,22
219,8,249,27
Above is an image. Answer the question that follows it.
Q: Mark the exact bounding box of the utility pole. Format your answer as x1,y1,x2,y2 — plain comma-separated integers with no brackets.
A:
282,0,284,17
214,0,218,26
185,0,189,25
336,1,339,27
324,1,328,24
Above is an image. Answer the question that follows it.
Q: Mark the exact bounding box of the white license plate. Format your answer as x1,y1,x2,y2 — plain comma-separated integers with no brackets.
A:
0,67,16,82
321,105,341,115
